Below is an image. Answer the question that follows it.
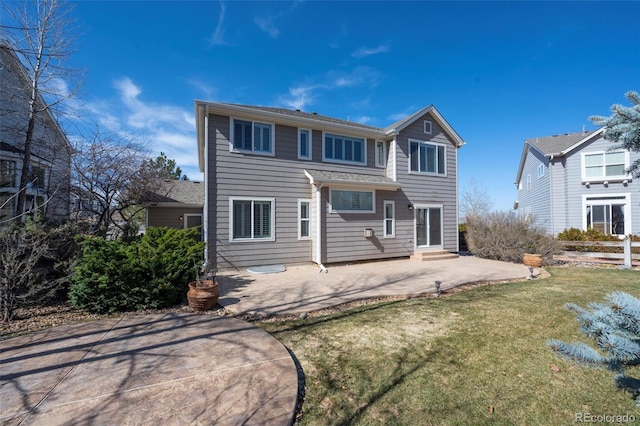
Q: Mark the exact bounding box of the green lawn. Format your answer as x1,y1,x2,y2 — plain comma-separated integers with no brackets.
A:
260,267,640,425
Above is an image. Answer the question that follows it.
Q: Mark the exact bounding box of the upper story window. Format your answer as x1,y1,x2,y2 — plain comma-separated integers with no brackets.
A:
28,164,47,190
298,129,311,160
323,133,365,165
537,164,545,178
409,139,446,175
330,189,374,213
582,151,628,181
375,141,386,168
424,120,432,134
1,160,16,188
231,118,274,155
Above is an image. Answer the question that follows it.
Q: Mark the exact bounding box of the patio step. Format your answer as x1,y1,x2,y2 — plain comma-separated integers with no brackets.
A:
410,250,459,262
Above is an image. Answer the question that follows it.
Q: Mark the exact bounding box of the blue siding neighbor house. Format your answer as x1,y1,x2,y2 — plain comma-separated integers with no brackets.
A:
515,129,640,236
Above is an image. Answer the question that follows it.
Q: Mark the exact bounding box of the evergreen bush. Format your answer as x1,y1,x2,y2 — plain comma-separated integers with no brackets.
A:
70,227,205,313
548,292,640,407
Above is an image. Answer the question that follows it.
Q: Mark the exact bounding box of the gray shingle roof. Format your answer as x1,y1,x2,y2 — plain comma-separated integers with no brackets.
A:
142,180,204,205
305,169,401,189
223,103,383,131
527,130,598,155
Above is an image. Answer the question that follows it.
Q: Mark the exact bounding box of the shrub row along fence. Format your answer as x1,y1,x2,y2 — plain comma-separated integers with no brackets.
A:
556,238,640,268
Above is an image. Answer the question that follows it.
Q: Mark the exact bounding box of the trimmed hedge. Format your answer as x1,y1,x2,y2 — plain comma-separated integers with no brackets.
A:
69,227,205,314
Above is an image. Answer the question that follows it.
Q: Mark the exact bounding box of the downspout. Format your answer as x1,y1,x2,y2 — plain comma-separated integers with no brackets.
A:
549,155,554,235
203,105,210,269
315,184,327,273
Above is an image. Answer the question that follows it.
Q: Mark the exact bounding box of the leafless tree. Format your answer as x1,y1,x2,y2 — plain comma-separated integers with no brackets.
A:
1,0,81,223
460,178,494,222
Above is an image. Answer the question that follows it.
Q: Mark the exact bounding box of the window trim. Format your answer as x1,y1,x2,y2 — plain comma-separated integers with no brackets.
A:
322,132,367,166
375,140,387,168
537,164,545,178
298,199,312,240
383,200,395,238
298,128,312,160
329,188,375,213
580,150,629,183
581,193,631,237
526,174,532,190
229,117,275,156
424,120,432,134
229,196,276,242
408,138,447,176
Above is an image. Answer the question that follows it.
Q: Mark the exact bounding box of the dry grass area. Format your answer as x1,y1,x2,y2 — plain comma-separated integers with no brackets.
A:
260,267,640,425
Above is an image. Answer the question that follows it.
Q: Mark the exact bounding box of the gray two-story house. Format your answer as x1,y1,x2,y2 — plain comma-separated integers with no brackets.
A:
0,43,71,224
515,129,640,236
195,101,465,270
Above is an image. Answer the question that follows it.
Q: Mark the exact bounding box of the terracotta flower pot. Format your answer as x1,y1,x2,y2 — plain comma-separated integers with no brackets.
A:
187,280,219,311
523,253,543,268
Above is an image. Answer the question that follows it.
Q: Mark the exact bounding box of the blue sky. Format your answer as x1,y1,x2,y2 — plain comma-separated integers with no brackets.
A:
66,0,640,211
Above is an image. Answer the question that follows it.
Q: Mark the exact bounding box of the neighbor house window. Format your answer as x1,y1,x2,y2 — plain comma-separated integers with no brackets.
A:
230,197,275,241
383,200,395,237
584,195,629,236
298,129,311,160
538,164,545,178
330,189,374,212
409,139,446,175
375,141,386,167
231,118,274,155
1,160,17,187
424,120,432,134
28,164,47,190
298,199,311,239
0,192,15,222
582,151,627,180
323,133,365,165
526,174,532,190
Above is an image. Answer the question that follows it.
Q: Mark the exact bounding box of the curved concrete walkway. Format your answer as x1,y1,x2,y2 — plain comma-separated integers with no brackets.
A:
0,314,298,425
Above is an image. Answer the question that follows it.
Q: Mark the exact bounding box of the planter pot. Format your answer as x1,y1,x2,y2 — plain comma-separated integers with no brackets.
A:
187,280,219,311
523,253,543,268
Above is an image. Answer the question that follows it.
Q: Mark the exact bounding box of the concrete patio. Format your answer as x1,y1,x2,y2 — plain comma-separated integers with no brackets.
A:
217,255,537,317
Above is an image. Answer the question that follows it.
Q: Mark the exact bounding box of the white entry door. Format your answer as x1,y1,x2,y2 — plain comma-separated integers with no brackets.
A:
415,205,443,248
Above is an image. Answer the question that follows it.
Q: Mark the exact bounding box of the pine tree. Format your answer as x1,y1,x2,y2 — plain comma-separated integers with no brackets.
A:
590,91,640,177
548,291,640,406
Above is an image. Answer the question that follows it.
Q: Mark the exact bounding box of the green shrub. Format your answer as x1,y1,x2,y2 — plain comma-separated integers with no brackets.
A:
69,227,205,314
557,227,619,241
465,212,557,263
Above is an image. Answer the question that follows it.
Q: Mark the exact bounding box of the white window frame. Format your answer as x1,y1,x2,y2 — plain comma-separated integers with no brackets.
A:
375,140,387,168
322,132,367,166
298,129,312,160
329,188,375,213
229,197,276,242
581,150,629,182
383,200,395,238
582,193,631,237
537,164,545,178
526,174,532,190
298,199,311,240
408,139,447,176
229,117,275,156
424,120,432,134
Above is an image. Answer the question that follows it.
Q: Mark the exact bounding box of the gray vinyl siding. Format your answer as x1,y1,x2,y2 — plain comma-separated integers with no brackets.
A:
147,207,202,228
394,113,460,252
517,148,551,232
549,157,568,234
560,136,640,235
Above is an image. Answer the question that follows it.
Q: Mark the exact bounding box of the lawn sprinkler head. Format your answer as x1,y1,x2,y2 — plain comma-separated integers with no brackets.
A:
528,266,535,279
435,280,442,297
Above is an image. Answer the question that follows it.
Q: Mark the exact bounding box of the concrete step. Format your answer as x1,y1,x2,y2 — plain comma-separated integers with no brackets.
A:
410,250,459,262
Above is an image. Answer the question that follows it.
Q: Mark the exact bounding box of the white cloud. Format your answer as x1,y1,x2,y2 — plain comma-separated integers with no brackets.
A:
280,84,323,110
209,1,229,46
255,16,279,38
351,43,391,59
354,116,372,124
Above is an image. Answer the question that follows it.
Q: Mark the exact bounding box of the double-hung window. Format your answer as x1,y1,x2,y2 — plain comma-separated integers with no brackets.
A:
230,197,275,241
231,119,274,155
298,199,311,239
383,201,395,237
1,160,16,187
330,189,374,213
28,164,47,190
298,129,311,160
409,139,446,175
375,141,386,167
583,151,627,181
323,133,365,165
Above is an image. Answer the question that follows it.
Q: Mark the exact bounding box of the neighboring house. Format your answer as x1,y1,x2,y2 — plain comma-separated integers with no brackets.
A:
141,179,204,240
0,43,71,224
514,129,640,236
194,101,465,270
